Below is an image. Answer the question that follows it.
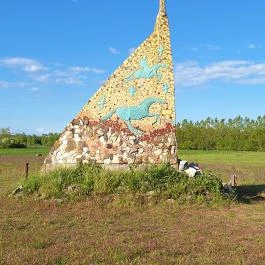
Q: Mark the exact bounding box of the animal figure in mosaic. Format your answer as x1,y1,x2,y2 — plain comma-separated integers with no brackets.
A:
125,57,168,82
101,97,166,136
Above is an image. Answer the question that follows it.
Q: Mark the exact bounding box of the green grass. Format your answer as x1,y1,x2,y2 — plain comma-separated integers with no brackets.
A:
0,146,50,156
178,150,265,166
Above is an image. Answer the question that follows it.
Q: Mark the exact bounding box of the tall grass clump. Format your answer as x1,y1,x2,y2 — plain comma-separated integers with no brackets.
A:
22,163,235,205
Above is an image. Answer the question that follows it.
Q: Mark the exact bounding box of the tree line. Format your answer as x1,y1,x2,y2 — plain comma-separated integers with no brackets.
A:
0,128,60,148
176,116,265,151
1,115,265,151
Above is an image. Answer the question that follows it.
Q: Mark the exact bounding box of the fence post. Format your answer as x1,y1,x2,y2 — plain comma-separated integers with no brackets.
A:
25,163,29,179
229,174,238,187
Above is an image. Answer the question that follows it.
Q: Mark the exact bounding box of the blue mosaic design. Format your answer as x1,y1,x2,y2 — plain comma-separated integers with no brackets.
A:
102,97,166,136
128,86,136,97
163,83,169,94
125,57,168,82
97,96,106,110
158,44,164,56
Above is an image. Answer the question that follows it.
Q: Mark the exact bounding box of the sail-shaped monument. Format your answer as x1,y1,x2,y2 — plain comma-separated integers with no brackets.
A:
43,0,177,171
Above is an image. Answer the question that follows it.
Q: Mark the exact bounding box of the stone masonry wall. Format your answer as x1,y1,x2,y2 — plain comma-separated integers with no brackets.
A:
43,1,178,171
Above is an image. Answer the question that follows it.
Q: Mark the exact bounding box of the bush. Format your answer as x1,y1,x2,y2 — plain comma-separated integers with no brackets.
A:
8,143,27,148
22,163,235,205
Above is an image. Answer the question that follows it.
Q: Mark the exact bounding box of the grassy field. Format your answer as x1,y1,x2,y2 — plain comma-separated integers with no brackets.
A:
179,150,265,185
1,149,265,264
0,146,49,157
178,150,265,166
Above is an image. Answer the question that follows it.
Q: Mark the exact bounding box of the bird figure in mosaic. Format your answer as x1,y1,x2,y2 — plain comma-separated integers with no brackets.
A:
101,97,166,136
125,57,168,82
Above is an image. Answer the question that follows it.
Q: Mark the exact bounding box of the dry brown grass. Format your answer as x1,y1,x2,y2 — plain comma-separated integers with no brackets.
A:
1,155,265,265
0,156,44,195
200,162,265,184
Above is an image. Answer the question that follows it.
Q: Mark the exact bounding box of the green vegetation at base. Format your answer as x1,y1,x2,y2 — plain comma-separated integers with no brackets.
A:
23,163,234,205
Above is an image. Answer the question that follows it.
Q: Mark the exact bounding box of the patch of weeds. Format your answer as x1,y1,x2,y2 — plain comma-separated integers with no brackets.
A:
55,257,68,265
32,240,53,250
21,163,235,206
23,174,41,194
0,259,8,265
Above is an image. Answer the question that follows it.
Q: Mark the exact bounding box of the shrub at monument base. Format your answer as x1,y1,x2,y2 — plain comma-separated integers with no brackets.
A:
22,164,235,205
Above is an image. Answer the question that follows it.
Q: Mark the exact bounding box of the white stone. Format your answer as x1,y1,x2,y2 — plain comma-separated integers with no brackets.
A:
74,133,80,139
95,154,101,161
83,147,89,154
171,146,176,155
138,148,144,154
112,155,120,164
148,157,155,163
110,135,118,142
65,131,72,136
129,140,135,145
84,153,90,158
104,158,111,165
127,158,135,164
122,152,128,160
99,136,105,143
154,149,162,156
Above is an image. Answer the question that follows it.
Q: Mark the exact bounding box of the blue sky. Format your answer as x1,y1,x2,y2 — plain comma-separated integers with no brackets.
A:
1,0,265,134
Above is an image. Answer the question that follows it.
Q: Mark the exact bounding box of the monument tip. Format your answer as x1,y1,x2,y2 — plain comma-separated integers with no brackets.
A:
159,0,167,16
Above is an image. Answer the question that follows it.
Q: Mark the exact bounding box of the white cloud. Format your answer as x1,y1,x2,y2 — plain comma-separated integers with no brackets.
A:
248,44,256,49
0,81,10,89
0,81,27,89
109,47,119,55
35,128,46,134
187,44,221,52
0,56,106,86
202,44,221,51
0,57,46,73
55,76,84,85
68,66,105,74
129,47,136,54
175,60,265,87
50,66,105,85
31,87,40,92
31,74,51,83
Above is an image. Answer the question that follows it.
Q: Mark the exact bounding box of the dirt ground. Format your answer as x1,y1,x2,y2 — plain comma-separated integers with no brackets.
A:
1,155,265,265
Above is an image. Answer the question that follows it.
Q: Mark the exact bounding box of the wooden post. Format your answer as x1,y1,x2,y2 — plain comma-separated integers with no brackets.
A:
229,174,238,187
25,163,29,179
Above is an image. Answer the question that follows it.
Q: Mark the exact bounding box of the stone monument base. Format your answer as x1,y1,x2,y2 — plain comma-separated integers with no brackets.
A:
43,117,177,173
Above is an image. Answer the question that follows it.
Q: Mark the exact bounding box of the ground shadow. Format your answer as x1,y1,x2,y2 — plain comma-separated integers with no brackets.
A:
237,184,265,202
